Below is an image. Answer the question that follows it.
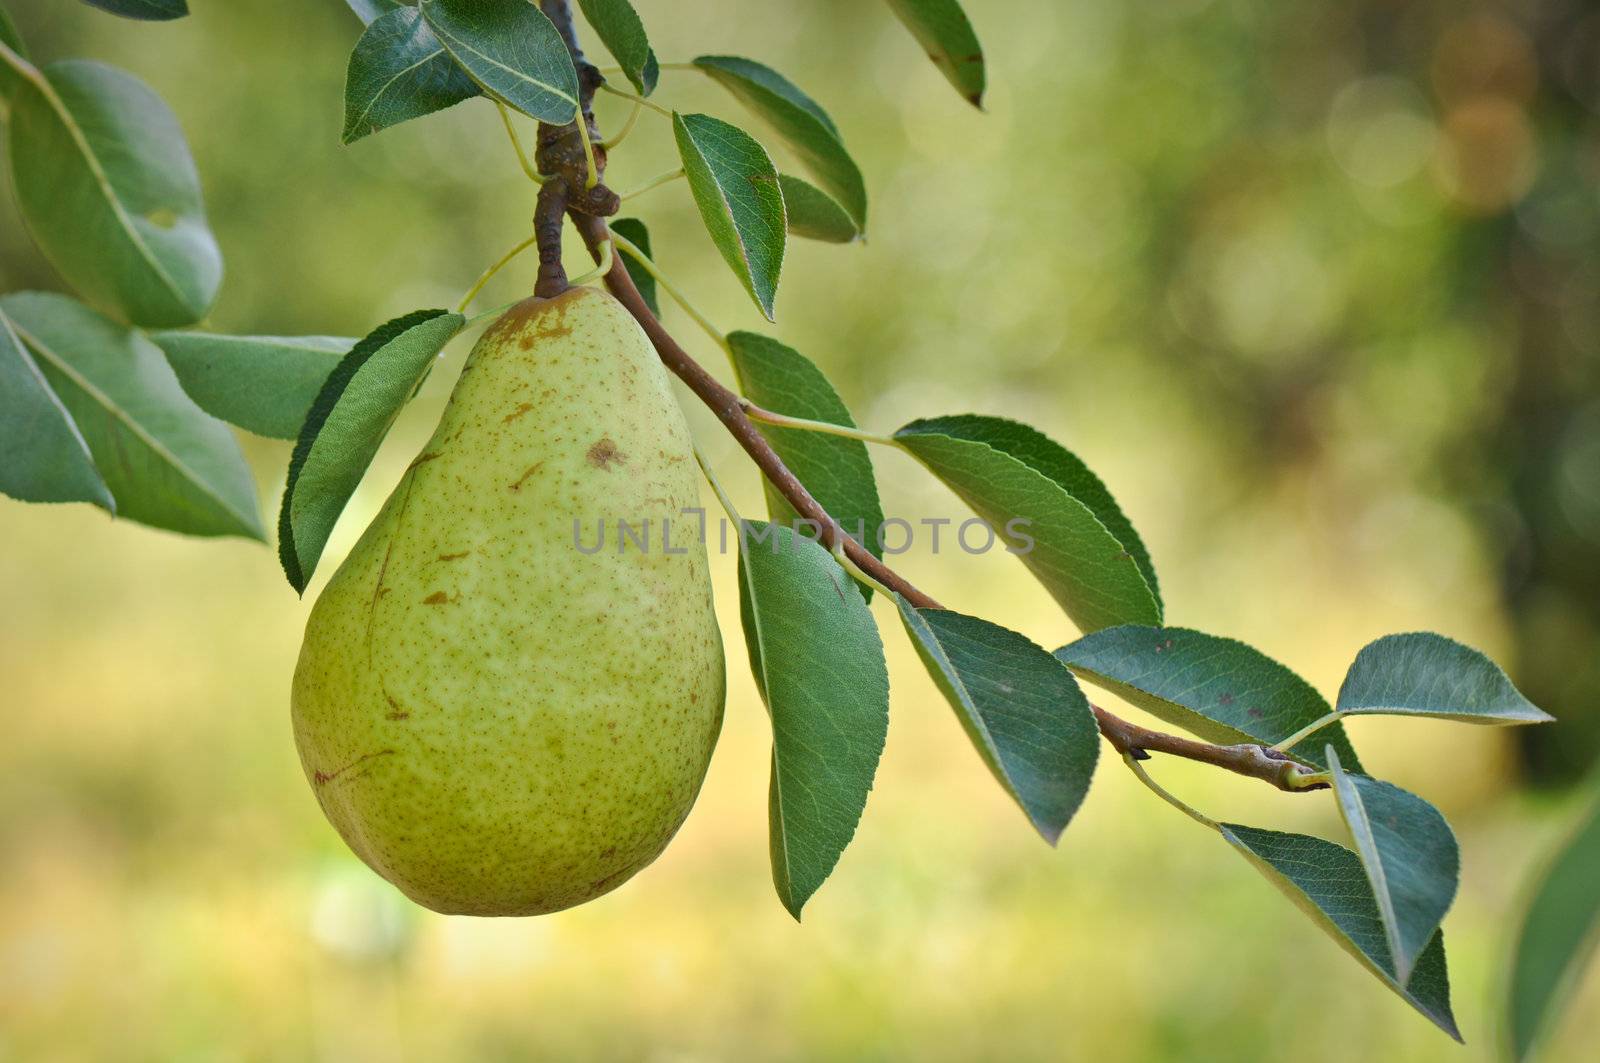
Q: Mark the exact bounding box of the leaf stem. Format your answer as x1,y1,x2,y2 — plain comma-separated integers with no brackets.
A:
599,81,673,118
609,230,730,353
456,231,540,313
496,102,547,184
602,99,643,149
465,297,522,329
1120,753,1221,831
575,111,600,189
0,38,41,87
1270,711,1344,754
740,404,896,446
693,443,742,524
617,167,685,201
567,236,613,287
834,546,896,599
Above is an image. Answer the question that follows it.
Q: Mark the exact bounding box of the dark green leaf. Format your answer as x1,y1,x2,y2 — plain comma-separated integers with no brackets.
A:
779,174,860,243
0,303,113,510
419,0,578,124
1,292,261,539
895,416,1160,633
726,331,883,597
608,217,658,316
909,415,1157,602
897,600,1098,842
577,0,657,96
80,0,187,20
0,6,28,103
1055,625,1361,771
342,6,477,144
673,112,786,320
1336,632,1553,725
345,0,406,24
1220,823,1460,1041
278,309,463,592
149,331,354,440
1327,747,1459,984
694,56,866,232
882,0,985,107
1508,782,1600,1061
6,60,222,327
737,522,889,919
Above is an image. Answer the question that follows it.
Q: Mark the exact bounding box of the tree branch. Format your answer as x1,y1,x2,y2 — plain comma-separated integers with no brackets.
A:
1092,707,1329,792
536,0,1325,798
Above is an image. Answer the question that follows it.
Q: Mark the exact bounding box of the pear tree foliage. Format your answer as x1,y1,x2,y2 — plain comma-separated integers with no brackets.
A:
0,1,1575,1049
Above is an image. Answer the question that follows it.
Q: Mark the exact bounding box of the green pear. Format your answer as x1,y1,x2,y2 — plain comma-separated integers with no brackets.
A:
291,287,725,916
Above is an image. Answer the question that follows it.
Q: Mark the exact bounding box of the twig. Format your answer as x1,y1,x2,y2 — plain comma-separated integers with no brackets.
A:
537,0,1326,799
1094,707,1329,792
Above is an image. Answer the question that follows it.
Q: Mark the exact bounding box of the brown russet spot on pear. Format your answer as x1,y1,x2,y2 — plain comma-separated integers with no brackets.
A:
291,287,725,917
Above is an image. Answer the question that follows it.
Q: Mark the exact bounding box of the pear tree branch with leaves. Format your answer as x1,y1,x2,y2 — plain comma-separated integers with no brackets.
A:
0,0,1569,1049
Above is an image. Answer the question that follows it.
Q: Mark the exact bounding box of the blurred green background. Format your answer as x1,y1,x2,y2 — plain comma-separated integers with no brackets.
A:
2,0,1597,1059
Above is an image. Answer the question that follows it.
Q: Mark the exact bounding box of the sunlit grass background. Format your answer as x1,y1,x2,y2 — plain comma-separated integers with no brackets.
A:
2,1,1597,1059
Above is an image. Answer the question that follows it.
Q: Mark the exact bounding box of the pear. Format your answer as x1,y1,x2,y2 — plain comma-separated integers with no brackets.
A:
291,287,725,916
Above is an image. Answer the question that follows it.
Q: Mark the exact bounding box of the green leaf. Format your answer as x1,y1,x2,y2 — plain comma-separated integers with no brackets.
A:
1508,783,1600,1061
778,174,860,243
894,416,1160,634
1220,823,1460,1041
673,112,786,321
0,303,113,510
0,6,28,103
419,0,578,124
912,415,1158,602
608,217,658,316
577,0,657,96
737,521,889,919
1326,747,1459,984
344,0,406,25
6,60,222,327
342,6,478,144
80,0,187,20
882,0,985,107
1054,625,1362,771
149,331,354,441
278,309,463,593
897,600,1098,842
726,331,884,596
0,292,261,539
1336,632,1553,725
693,56,866,232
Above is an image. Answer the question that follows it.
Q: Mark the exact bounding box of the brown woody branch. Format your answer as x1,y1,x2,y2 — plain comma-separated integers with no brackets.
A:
1092,707,1328,791
534,1,1324,796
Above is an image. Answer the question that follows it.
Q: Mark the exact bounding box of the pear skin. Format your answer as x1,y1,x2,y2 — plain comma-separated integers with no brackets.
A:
291,287,725,916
